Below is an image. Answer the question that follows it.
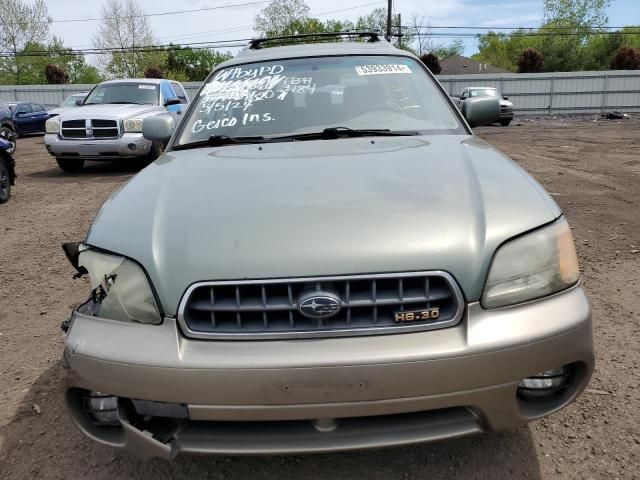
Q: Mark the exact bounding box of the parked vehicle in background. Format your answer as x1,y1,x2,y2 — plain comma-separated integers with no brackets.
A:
44,79,190,173
0,105,17,155
47,93,89,118
0,135,16,203
453,87,514,126
60,33,592,460
0,102,49,138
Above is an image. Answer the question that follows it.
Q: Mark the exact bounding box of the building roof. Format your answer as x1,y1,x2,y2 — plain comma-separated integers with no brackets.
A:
439,55,509,75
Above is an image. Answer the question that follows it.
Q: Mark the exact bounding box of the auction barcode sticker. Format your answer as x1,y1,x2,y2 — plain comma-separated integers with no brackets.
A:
355,64,412,75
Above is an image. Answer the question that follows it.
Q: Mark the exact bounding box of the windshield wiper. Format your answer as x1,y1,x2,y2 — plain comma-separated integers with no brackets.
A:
173,135,267,151
271,127,420,142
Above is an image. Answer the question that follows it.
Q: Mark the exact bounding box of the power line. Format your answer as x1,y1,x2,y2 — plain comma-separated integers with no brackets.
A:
406,25,637,31
155,1,386,43
0,1,269,25
0,39,253,58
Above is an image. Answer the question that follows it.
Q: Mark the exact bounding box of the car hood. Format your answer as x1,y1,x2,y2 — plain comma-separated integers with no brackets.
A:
86,135,561,314
500,99,513,108
59,103,161,121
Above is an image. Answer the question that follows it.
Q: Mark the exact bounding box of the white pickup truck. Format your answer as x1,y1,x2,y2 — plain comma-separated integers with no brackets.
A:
44,79,189,172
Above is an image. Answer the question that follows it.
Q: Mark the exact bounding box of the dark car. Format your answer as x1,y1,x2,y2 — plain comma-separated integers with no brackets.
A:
0,135,16,203
0,104,17,154
0,102,50,138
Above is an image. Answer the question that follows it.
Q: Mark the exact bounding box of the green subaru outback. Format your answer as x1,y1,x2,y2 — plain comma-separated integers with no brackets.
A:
61,33,593,460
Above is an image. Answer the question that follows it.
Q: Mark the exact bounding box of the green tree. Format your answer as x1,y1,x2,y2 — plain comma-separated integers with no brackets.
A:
254,0,310,36
92,0,163,78
474,31,540,72
0,0,51,83
165,47,232,82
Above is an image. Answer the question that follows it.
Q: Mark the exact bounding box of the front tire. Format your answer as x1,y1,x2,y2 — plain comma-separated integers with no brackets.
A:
500,118,512,127
56,157,85,173
0,156,11,203
0,125,17,155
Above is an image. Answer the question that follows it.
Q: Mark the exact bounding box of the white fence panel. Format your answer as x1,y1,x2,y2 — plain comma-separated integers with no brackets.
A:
1,70,639,115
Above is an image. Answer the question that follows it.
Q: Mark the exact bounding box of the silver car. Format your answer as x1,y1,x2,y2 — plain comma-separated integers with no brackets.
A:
44,79,189,172
456,87,515,126
61,33,593,460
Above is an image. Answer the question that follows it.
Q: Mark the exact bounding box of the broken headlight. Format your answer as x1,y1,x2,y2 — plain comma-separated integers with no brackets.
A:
481,217,580,309
78,249,161,324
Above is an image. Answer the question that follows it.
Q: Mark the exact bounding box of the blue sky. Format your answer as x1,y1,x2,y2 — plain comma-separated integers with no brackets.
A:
47,0,640,57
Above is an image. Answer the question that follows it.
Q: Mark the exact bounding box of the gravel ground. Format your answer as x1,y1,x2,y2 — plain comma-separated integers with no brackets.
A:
0,117,639,479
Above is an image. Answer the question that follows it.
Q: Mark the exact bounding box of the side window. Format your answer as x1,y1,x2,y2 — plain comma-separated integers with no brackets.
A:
171,82,188,104
160,82,176,104
15,104,31,114
33,104,45,112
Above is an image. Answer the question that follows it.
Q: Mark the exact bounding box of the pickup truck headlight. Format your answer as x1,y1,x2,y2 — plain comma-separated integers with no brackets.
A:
45,117,60,134
123,118,144,133
78,249,161,324
482,218,580,309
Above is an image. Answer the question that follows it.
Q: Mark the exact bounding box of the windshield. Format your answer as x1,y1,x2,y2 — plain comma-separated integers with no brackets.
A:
176,55,463,146
60,95,84,108
469,89,498,98
84,82,159,105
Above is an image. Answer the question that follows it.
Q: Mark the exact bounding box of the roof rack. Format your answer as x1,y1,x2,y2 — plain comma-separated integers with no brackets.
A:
248,31,383,50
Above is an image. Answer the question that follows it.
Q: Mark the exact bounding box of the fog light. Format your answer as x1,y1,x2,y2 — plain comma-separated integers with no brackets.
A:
127,143,137,151
518,367,570,399
84,391,119,425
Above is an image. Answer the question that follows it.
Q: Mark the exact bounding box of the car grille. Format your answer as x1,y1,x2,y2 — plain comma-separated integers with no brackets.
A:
178,272,464,339
91,119,119,138
61,120,86,138
61,119,119,139
500,106,513,114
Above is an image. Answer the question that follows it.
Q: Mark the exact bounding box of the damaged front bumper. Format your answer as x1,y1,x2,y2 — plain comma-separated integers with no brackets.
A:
61,286,594,460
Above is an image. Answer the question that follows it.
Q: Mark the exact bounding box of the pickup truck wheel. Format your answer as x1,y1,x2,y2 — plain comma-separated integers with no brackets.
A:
0,156,11,203
0,126,16,155
500,119,512,127
56,158,85,173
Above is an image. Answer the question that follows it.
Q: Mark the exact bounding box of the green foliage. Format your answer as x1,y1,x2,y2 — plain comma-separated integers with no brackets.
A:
432,40,465,60
254,0,311,36
0,37,103,85
166,47,232,82
0,0,51,83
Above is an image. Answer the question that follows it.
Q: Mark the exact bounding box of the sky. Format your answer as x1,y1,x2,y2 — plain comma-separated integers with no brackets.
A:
46,0,640,58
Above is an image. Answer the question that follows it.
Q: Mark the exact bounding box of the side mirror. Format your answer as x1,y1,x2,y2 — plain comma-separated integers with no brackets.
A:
142,114,176,143
75,99,83,106
164,98,181,107
503,96,509,100
462,96,500,127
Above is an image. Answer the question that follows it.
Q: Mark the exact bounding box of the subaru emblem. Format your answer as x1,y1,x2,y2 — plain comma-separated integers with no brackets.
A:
298,292,342,320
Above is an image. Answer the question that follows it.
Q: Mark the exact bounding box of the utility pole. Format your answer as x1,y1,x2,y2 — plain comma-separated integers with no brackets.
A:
386,0,392,40
397,13,402,48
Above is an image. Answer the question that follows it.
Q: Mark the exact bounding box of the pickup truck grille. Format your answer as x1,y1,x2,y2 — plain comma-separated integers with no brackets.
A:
178,272,464,340
61,119,119,139
61,120,86,138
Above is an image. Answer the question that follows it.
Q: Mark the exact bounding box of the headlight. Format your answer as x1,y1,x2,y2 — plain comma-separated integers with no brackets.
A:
482,218,580,309
45,117,60,134
78,249,161,324
123,118,144,133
